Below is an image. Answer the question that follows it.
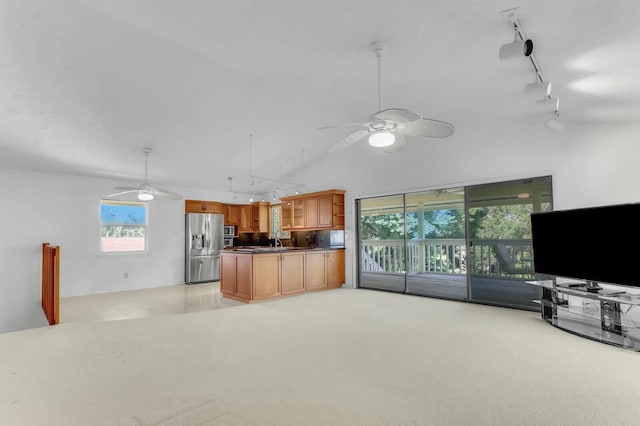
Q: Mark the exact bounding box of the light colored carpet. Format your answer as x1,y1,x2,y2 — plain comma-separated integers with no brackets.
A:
1,288,640,425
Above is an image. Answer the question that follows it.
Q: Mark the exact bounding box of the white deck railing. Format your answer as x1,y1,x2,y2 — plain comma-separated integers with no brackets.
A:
361,238,533,278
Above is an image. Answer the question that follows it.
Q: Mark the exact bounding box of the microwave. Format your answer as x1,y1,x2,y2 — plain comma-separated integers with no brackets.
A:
223,225,235,237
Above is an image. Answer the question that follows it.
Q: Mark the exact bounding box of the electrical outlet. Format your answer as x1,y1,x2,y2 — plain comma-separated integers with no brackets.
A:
124,273,129,279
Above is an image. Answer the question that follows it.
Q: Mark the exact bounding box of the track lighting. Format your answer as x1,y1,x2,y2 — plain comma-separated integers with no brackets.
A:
545,113,565,132
524,81,552,98
368,131,395,147
536,98,560,114
500,7,565,132
499,39,533,60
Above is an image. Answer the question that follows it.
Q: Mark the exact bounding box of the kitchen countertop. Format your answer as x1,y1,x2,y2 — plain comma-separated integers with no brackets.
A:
223,246,343,253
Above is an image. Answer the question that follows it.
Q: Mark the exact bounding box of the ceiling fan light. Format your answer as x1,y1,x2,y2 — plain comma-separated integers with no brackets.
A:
138,191,154,201
368,131,395,147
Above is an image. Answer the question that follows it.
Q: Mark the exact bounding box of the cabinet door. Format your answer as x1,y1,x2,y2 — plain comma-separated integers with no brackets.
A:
317,195,333,227
293,199,305,228
205,202,222,214
282,201,293,229
223,204,239,226
281,252,305,294
253,254,281,299
304,197,318,228
235,255,253,299
238,205,253,232
326,250,345,287
228,205,239,226
185,200,207,213
220,254,236,295
305,251,327,290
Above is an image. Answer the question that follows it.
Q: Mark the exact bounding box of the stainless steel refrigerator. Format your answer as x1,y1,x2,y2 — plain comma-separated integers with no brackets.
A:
185,213,224,284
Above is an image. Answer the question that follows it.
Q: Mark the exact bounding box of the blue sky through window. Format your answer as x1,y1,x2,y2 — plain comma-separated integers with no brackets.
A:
101,204,146,225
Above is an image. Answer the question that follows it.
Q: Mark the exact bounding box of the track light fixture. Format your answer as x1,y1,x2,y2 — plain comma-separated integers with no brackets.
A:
536,98,560,114
545,112,565,132
500,8,564,132
524,81,552,98
499,39,533,60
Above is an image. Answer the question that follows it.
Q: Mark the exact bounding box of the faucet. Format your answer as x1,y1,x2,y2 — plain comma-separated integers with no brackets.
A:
274,231,282,248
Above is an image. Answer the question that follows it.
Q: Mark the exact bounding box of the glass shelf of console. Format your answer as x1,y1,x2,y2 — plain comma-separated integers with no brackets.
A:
527,277,640,350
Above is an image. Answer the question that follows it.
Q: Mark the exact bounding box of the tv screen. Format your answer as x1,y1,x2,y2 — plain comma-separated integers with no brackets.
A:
530,203,640,287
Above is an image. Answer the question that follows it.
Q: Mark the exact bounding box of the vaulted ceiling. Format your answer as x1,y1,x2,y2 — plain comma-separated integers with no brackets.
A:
1,0,639,196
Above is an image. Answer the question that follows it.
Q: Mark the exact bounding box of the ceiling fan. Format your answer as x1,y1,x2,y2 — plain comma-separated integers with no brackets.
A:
105,147,182,201
321,41,455,154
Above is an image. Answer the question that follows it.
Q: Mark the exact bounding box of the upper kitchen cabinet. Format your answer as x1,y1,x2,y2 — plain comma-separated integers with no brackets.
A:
222,204,239,226
236,202,269,233
185,199,223,214
238,205,253,233
252,202,269,233
281,189,345,231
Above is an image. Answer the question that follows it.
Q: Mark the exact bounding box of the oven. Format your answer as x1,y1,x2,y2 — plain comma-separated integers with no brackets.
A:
223,226,235,247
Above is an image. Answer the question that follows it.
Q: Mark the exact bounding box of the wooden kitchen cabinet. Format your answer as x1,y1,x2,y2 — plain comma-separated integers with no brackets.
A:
305,249,345,290
304,197,318,228
252,253,281,300
185,199,223,214
305,251,327,290
292,199,304,228
281,251,305,295
251,202,269,233
326,249,346,287
280,189,345,231
317,194,333,227
221,248,344,303
222,204,239,226
221,253,254,301
282,200,293,228
238,205,253,232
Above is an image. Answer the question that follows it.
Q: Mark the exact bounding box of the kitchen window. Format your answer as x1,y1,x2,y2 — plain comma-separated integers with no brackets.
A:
100,200,148,253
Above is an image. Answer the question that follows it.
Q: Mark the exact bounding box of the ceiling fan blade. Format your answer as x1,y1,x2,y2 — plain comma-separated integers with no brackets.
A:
381,133,409,154
114,186,143,191
150,187,183,200
317,122,371,130
328,129,369,152
373,108,422,124
398,118,455,138
104,190,138,198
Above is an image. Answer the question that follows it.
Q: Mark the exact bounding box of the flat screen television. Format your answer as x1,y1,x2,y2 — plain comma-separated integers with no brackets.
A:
530,203,640,290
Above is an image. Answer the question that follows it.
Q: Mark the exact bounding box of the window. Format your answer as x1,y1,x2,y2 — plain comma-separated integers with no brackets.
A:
100,200,148,253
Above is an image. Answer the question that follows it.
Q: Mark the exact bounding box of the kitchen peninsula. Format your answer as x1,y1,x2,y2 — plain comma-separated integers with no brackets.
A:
220,247,345,303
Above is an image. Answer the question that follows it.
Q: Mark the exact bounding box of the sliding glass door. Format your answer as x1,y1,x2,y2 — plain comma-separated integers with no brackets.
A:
357,195,406,293
467,177,552,309
405,189,467,300
357,176,553,310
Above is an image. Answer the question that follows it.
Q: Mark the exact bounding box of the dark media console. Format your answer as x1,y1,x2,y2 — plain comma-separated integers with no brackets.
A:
528,278,640,350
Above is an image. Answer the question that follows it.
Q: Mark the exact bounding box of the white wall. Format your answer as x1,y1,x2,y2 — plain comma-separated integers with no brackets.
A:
3,121,640,333
0,168,231,333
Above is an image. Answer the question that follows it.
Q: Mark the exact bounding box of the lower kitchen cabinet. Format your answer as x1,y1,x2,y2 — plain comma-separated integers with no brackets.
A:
306,249,345,290
305,251,328,290
326,249,346,287
253,253,281,300
220,253,254,301
220,249,344,303
281,252,305,295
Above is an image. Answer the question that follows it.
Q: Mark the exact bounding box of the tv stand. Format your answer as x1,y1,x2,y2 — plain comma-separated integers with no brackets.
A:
585,280,602,292
527,278,640,350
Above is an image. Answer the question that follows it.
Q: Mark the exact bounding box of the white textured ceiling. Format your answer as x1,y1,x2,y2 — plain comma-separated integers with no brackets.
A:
1,0,639,195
